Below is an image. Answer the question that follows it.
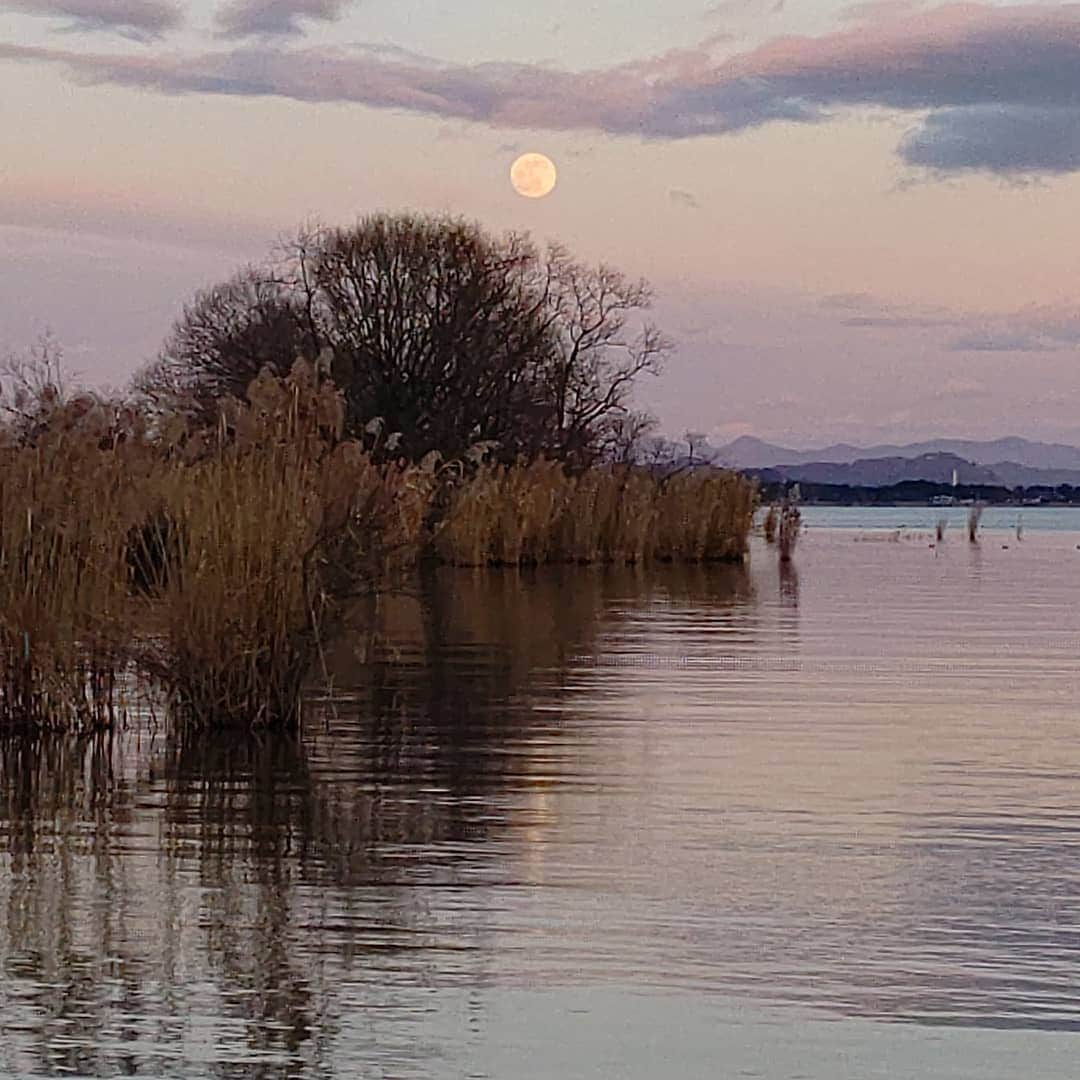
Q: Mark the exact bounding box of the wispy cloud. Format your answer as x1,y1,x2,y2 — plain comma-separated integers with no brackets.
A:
215,0,353,39
819,291,876,311
6,4,1080,172
946,307,1080,352
841,314,952,328
6,0,181,37
838,0,926,24
824,292,1080,349
823,292,953,328
705,0,784,20
948,329,1050,352
668,188,701,209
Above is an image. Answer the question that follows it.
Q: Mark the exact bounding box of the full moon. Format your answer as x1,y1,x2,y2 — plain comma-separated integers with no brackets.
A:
510,152,557,199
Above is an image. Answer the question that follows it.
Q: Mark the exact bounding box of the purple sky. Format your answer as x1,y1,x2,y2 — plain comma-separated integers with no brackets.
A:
4,0,1080,446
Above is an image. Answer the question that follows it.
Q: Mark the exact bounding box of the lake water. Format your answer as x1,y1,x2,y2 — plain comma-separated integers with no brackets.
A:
800,504,1080,532
3,516,1080,1077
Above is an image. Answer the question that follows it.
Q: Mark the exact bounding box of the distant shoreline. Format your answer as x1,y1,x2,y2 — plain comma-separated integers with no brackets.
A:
753,477,1080,507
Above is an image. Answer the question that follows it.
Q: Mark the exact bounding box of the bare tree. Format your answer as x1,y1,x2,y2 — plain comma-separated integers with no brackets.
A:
135,213,670,467
602,410,659,465
536,244,670,466
0,335,145,449
0,334,76,445
294,216,557,462
135,269,314,428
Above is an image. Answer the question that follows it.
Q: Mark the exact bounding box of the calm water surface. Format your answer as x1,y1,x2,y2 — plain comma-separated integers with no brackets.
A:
801,503,1080,531
3,521,1080,1077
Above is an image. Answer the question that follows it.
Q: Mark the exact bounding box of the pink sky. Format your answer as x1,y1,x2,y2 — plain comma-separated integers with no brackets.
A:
3,0,1080,446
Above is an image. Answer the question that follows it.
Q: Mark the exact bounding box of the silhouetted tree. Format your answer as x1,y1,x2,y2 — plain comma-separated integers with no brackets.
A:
136,213,668,467
535,243,667,464
133,271,315,430
298,215,557,462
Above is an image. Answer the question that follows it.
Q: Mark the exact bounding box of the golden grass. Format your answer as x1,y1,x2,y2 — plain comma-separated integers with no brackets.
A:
654,469,757,563
0,364,429,732
138,366,432,729
0,400,150,732
0,365,756,732
431,459,756,567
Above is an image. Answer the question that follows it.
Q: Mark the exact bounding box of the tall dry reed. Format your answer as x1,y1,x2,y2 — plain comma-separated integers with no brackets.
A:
431,460,756,567
139,363,432,729
763,504,779,543
0,398,150,732
778,501,802,563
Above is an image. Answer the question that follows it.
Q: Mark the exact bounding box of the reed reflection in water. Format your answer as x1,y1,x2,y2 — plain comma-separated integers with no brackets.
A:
2,538,1080,1078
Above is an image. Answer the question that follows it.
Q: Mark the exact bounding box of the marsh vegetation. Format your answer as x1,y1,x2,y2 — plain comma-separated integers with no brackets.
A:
0,216,758,732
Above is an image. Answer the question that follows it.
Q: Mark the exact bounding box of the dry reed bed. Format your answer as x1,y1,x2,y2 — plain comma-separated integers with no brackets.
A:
0,366,755,732
0,403,149,730
134,367,433,728
432,460,756,566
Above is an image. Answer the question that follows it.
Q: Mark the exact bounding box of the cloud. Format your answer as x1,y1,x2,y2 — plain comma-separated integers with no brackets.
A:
943,305,1080,352
839,0,926,24
5,0,181,36
0,40,688,132
823,292,953,327
899,105,1080,173
824,291,1080,349
948,329,1051,351
840,314,951,328
819,291,876,310
216,0,352,39
668,188,701,209
825,294,1080,350
705,0,784,20
6,4,1080,172
1027,311,1080,346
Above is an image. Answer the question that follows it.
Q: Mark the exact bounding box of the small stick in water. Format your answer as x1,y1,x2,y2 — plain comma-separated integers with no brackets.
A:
967,503,983,543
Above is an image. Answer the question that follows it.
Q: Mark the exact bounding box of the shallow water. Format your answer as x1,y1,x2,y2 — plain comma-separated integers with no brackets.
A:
3,526,1080,1077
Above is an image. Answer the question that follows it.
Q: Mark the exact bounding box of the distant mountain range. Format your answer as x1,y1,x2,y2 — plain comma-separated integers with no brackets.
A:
651,435,1080,488
712,435,1080,472
752,452,1000,487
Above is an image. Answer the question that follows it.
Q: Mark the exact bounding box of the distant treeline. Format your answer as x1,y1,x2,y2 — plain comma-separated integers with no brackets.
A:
752,477,1080,506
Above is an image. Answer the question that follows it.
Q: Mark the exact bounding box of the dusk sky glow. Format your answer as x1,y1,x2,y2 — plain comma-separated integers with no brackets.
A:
4,0,1080,446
